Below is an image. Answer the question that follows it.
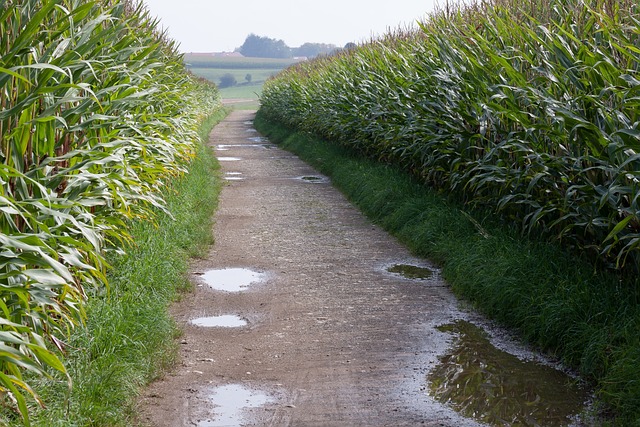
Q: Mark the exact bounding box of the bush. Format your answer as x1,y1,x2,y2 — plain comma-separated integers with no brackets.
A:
219,73,237,88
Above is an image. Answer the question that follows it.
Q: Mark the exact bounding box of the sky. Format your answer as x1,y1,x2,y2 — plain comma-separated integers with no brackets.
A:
142,0,441,53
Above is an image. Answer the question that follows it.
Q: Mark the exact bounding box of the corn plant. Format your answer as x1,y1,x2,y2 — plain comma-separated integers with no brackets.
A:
0,0,220,423
261,0,640,274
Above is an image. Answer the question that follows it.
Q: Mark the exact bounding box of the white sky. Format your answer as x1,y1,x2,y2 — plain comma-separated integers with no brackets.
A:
142,0,440,53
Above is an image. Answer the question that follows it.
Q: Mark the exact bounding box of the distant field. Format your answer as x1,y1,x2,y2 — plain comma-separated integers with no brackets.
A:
188,67,279,88
185,55,300,106
217,83,263,99
184,54,301,69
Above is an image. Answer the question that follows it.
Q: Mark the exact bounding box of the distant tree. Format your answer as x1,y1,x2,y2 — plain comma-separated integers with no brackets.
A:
239,34,292,58
292,43,338,58
245,73,252,83
344,42,357,50
219,73,237,88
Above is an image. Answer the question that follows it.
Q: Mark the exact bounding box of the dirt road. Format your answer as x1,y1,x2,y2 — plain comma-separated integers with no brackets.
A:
135,111,578,426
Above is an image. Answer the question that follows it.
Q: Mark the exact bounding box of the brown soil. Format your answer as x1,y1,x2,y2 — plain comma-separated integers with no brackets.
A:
135,110,489,426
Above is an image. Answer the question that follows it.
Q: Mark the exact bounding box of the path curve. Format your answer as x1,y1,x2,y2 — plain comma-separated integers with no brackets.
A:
137,110,490,426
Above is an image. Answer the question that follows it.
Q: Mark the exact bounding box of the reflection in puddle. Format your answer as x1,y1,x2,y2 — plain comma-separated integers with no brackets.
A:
248,136,268,143
296,175,328,183
200,268,266,292
217,157,241,161
225,172,243,181
190,315,247,328
387,264,433,280
429,320,589,426
219,144,272,149
198,384,272,427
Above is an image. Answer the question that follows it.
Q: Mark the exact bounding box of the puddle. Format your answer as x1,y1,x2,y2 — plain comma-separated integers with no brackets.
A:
243,121,253,125
198,384,273,427
225,172,243,180
248,136,268,143
246,128,258,133
296,175,328,183
219,144,271,149
387,264,433,280
190,315,247,328
428,320,589,426
217,157,241,161
199,268,266,292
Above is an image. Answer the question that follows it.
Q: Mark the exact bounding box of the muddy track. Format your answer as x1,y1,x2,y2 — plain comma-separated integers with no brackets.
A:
135,111,583,427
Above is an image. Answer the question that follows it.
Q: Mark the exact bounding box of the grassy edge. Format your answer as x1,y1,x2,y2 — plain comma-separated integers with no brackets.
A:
7,107,230,426
254,111,640,426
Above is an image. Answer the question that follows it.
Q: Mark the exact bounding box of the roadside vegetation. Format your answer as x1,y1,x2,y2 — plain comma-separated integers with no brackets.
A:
0,0,224,425
6,109,226,426
258,0,640,424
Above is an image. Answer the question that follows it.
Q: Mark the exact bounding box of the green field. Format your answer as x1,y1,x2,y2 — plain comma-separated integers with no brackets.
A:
185,54,301,106
183,54,301,69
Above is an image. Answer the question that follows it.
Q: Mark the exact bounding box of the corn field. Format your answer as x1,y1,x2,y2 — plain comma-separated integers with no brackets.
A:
260,0,640,275
0,0,219,423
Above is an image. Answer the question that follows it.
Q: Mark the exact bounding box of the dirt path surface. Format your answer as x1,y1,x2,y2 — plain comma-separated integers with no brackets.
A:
136,110,497,426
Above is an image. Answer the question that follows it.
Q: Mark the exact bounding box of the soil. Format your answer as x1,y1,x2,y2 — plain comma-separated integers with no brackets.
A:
134,111,562,426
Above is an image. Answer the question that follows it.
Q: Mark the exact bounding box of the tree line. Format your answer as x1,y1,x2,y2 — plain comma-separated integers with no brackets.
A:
237,34,346,58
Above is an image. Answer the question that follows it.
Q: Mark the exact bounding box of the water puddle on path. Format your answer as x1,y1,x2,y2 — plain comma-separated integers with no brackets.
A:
224,172,244,181
217,157,241,162
190,315,247,328
199,268,266,292
295,175,329,184
198,384,273,427
387,264,433,280
429,320,590,426
248,136,269,143
219,144,273,149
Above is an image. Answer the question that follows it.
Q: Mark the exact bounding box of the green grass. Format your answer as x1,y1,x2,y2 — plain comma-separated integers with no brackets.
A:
217,84,262,99
254,110,640,426
219,84,262,110
0,108,229,427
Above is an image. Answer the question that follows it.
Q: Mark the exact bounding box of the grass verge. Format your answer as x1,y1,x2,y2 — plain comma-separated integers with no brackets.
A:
3,107,229,427
254,111,640,426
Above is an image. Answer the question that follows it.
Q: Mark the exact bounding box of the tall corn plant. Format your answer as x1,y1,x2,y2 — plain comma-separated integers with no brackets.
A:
0,0,220,424
261,0,640,274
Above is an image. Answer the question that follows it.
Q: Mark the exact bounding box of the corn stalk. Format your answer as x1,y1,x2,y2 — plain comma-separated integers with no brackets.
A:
0,0,220,423
260,0,640,274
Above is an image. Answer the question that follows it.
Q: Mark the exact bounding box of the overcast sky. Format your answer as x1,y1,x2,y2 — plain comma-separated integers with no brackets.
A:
142,0,440,53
